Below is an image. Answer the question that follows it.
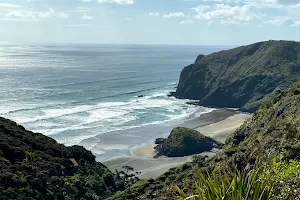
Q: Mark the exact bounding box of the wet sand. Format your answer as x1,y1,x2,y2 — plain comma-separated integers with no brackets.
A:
131,144,156,158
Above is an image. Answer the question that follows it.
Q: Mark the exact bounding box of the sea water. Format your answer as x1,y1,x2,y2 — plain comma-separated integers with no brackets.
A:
0,44,225,160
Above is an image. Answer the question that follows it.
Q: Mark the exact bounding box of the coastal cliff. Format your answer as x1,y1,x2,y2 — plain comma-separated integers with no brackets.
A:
173,40,300,112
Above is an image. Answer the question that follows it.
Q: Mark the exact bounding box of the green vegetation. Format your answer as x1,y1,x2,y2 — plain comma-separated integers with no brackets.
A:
176,167,274,200
0,117,138,200
110,81,300,199
173,40,300,112
265,159,300,199
176,159,300,200
155,127,222,157
217,80,300,169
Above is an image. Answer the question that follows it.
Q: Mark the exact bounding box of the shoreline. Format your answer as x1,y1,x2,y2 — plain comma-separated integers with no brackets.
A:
84,108,237,161
104,110,251,178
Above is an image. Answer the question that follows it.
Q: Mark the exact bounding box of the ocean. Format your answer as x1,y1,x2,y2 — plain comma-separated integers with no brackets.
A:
0,44,226,161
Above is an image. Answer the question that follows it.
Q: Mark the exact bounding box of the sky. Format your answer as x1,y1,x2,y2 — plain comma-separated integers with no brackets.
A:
0,0,300,45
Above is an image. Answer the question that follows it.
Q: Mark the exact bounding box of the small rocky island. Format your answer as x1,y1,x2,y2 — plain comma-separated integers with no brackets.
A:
154,127,223,157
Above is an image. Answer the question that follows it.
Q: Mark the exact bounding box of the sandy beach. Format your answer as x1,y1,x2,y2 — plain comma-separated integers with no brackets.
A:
104,110,251,179
195,113,250,143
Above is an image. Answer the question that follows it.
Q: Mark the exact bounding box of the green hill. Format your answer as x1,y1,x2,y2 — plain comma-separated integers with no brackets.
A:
0,117,136,200
173,40,300,112
216,80,300,168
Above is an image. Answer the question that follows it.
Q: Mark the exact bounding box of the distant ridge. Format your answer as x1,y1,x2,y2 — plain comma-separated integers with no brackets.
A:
173,40,300,112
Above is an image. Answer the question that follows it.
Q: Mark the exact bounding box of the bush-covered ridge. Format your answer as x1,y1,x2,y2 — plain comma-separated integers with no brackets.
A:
173,40,300,112
154,127,222,157
214,80,300,169
0,117,136,200
109,81,300,199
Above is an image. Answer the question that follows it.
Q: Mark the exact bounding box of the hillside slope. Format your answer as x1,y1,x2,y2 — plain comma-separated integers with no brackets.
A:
110,81,300,199
215,80,300,168
173,40,300,112
0,117,130,200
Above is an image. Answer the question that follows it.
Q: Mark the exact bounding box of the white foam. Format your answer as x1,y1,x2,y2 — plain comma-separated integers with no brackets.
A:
89,109,129,120
3,89,214,146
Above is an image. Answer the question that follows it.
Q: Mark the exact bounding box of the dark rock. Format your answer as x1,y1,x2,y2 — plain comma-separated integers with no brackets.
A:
155,138,166,145
154,127,223,158
168,92,176,97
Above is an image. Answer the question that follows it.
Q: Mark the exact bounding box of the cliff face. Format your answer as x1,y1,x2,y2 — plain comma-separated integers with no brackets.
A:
174,40,300,112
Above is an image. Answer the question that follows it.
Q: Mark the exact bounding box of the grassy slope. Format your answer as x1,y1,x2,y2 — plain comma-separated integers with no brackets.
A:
174,40,300,112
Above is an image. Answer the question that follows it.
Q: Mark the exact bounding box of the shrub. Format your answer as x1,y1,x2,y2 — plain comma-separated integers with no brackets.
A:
175,167,275,200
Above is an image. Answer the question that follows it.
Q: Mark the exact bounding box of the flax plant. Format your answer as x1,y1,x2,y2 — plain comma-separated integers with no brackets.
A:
175,167,275,200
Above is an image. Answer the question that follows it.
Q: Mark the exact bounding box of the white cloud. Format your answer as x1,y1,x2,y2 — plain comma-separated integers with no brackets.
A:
292,20,300,26
163,12,185,18
82,15,93,20
193,5,211,13
180,19,195,24
125,17,131,20
80,0,92,2
97,0,134,4
57,12,68,18
149,12,160,17
193,4,259,23
0,3,21,8
4,8,69,20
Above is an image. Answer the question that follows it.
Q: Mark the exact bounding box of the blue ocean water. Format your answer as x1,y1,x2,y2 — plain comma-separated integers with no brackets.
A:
0,44,225,157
